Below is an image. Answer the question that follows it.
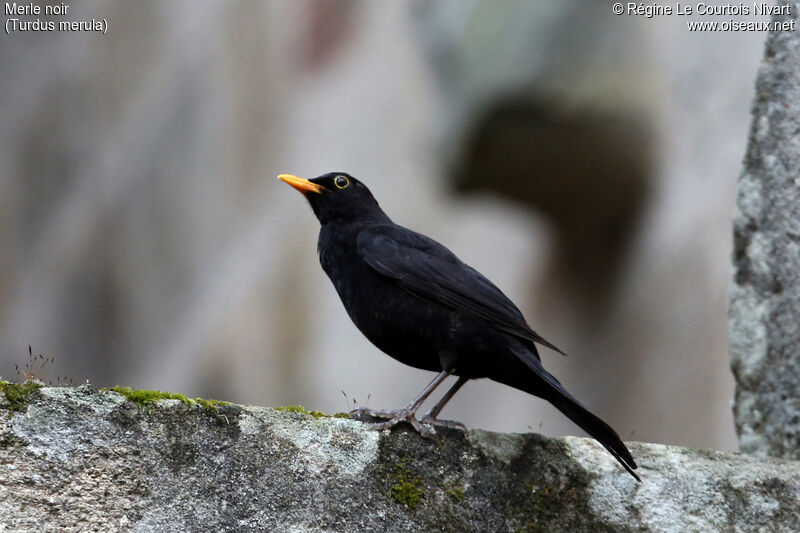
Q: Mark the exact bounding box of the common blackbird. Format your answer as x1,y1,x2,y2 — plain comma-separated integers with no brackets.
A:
279,172,639,481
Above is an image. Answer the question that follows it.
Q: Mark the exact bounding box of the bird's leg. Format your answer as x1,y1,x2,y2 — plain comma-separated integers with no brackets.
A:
351,370,453,437
420,376,468,430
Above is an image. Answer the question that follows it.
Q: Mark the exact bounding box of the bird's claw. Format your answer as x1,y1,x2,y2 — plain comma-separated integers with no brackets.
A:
349,407,404,420
350,407,436,438
372,410,436,438
420,415,467,431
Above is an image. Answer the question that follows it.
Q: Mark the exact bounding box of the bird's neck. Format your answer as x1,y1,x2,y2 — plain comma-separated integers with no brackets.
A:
317,209,392,227
317,213,389,253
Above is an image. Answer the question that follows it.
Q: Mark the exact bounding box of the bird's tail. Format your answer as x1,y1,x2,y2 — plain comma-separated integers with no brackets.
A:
497,354,640,482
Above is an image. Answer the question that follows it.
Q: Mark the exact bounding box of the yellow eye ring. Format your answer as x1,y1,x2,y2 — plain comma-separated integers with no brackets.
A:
334,175,350,189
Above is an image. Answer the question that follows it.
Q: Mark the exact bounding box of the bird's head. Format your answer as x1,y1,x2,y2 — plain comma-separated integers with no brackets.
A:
278,172,386,225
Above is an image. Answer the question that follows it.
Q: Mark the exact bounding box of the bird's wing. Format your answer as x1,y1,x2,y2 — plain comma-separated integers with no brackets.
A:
357,225,565,355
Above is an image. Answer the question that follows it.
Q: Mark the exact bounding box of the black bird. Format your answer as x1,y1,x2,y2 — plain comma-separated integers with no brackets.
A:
278,172,639,481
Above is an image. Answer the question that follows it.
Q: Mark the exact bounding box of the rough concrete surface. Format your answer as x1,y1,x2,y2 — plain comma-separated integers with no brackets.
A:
730,5,800,459
1,386,799,532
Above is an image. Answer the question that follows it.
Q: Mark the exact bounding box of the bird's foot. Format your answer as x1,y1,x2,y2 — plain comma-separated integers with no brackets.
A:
420,415,467,431
350,407,436,438
349,406,405,420
371,408,436,438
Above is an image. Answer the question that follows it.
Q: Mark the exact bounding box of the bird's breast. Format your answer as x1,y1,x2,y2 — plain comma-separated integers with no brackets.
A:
317,229,446,371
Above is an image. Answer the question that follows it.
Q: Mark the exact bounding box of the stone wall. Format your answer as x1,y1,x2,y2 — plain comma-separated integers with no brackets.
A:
730,4,800,459
1,386,799,532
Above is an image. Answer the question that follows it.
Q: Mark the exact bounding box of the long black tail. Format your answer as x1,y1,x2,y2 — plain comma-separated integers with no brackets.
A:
497,354,640,482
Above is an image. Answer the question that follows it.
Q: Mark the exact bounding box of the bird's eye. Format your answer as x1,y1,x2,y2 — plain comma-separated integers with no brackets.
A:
334,175,350,189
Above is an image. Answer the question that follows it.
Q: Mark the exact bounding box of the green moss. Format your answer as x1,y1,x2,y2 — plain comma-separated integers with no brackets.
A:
194,398,234,412
444,485,465,502
107,386,232,412
0,380,43,414
274,405,351,419
389,462,424,509
275,405,325,418
392,477,423,509
513,483,580,531
108,386,192,408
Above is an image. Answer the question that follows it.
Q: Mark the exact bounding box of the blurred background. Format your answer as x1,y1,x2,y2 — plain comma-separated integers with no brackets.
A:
0,1,773,450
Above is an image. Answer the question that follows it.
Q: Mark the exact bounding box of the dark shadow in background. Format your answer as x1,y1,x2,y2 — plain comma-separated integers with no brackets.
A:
451,95,654,319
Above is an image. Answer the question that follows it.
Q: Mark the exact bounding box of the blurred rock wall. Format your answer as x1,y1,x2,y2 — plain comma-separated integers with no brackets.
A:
731,4,800,459
0,0,770,450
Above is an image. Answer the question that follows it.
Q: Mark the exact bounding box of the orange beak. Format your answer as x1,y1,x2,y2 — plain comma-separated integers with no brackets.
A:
277,174,325,195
